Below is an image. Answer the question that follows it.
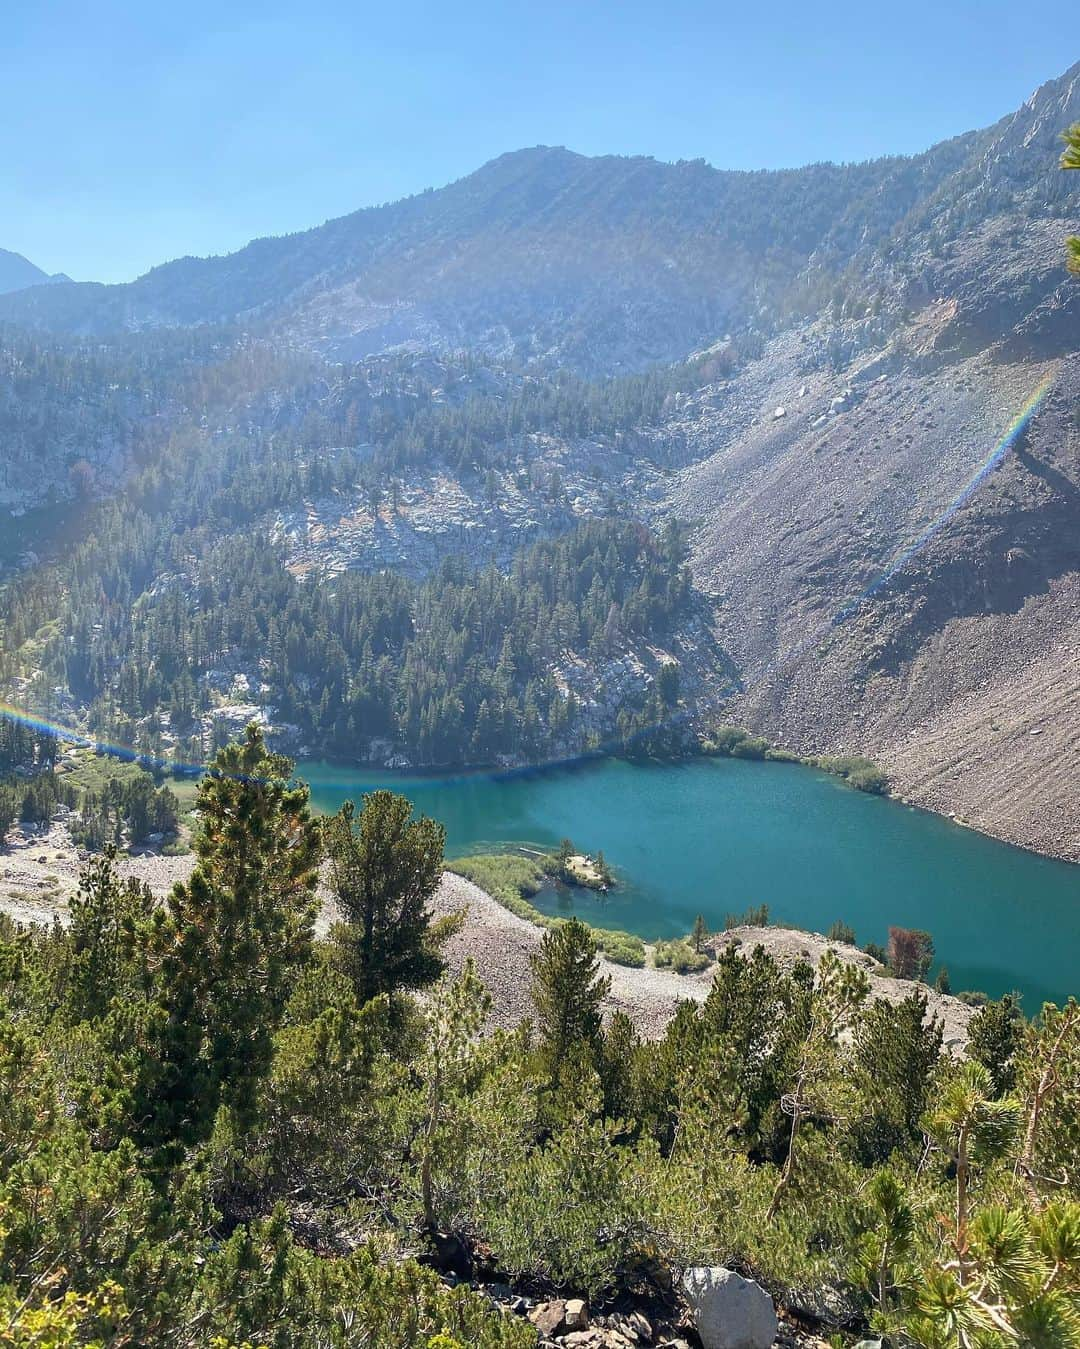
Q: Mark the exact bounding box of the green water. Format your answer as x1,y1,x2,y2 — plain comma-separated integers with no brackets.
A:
302,754,1080,1010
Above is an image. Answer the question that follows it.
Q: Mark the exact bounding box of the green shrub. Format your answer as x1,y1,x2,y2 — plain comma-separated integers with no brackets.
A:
703,725,753,755
730,735,769,760
592,929,647,967
827,919,856,945
957,989,990,1007
653,938,710,973
447,854,545,913
815,754,889,794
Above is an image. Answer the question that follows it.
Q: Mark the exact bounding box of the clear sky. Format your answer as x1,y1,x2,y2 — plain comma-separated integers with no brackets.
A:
3,1,1074,283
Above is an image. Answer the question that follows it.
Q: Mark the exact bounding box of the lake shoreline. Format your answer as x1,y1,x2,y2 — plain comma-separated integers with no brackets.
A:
432,871,976,1049
295,743,1080,868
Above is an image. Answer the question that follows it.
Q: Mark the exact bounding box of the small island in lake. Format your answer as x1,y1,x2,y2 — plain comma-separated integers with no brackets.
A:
552,836,615,891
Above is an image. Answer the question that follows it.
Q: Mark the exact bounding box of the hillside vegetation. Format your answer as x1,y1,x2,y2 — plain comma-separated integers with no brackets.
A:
2,727,1079,1345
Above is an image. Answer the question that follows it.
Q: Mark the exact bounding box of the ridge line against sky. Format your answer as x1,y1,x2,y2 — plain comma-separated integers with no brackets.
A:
1,0,1073,283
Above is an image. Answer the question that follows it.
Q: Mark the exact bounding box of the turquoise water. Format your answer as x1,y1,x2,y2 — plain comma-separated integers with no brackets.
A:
301,755,1080,1010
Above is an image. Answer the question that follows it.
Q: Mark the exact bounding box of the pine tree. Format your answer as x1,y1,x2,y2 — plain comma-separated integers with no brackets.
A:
966,993,1024,1096
141,725,319,1150
529,918,611,1086
65,846,154,1023
887,926,934,982
325,790,446,1005
691,913,708,953
1064,124,1080,274
766,949,869,1221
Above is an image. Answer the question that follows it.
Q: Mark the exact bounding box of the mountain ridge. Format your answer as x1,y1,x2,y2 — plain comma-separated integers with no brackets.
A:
0,247,69,297
7,65,1078,368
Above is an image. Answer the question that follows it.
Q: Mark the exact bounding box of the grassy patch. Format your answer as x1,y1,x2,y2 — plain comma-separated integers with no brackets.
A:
703,726,889,794
62,750,200,826
447,853,646,967
62,749,153,798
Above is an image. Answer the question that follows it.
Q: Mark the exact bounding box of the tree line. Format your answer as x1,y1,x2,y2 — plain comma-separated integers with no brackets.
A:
8,518,693,767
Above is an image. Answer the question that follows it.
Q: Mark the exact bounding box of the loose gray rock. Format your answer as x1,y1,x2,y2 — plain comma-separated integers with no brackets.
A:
681,1267,778,1349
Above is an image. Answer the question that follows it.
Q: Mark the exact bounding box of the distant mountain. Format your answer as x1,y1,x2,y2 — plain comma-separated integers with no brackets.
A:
0,248,70,297
0,138,980,368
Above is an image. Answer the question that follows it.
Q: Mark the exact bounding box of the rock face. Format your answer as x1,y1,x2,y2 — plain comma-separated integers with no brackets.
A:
564,1298,588,1330
529,1299,567,1336
682,1267,778,1349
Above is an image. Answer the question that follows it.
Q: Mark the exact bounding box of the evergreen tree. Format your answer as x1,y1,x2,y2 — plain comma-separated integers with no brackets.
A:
141,725,319,1150
1064,123,1080,274
967,993,1025,1096
851,991,943,1164
529,918,611,1085
65,847,154,1023
325,791,446,1005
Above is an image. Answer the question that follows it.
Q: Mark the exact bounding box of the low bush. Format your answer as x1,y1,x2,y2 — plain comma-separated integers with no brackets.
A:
764,746,802,763
653,938,710,973
592,928,647,967
815,754,889,794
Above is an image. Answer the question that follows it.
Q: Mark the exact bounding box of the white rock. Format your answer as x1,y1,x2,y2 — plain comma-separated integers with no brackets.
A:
773,406,786,419
682,1267,777,1349
564,1297,588,1329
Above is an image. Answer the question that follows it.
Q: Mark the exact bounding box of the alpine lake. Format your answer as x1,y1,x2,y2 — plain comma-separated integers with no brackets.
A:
301,753,1080,1010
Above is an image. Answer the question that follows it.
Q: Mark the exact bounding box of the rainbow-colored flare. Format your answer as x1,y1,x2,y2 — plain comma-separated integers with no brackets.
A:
832,371,1055,625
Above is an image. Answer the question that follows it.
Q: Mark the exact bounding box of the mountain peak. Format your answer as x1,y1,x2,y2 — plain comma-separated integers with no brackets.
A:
0,248,68,296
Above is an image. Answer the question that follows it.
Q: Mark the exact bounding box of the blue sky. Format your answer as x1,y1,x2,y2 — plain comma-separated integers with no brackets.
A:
3,1,1074,282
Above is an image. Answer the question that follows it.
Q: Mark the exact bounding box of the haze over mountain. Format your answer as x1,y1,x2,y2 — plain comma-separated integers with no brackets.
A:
1,60,1078,859
1,63,1076,369
0,247,70,296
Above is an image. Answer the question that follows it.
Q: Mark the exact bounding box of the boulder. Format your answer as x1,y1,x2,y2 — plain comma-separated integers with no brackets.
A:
627,1310,653,1339
785,1281,862,1328
681,1267,777,1349
529,1300,567,1337
565,1297,589,1329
